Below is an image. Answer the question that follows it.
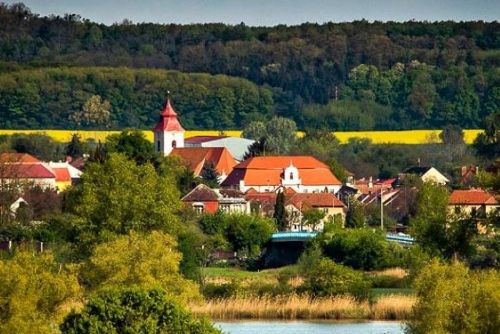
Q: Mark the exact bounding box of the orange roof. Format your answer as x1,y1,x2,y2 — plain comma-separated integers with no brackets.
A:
287,193,345,209
171,147,237,176
222,156,341,187
0,153,41,163
449,189,498,205
236,156,330,169
52,167,71,182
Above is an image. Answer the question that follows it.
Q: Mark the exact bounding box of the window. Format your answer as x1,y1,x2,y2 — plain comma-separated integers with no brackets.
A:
172,140,177,148
193,204,204,214
157,141,161,151
289,172,294,180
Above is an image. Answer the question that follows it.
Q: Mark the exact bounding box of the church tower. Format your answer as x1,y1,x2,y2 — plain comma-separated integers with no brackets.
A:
153,97,185,156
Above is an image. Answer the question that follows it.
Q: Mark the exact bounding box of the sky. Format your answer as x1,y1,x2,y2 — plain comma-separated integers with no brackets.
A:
5,0,500,26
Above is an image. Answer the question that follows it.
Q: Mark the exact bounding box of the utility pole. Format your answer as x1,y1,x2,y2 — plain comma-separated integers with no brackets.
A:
380,188,384,231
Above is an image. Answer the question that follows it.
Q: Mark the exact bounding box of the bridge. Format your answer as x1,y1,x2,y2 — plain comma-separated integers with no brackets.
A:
270,231,318,242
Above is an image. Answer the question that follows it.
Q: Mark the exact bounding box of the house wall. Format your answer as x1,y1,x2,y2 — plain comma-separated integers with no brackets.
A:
422,168,448,185
186,201,219,214
239,183,340,194
448,204,499,216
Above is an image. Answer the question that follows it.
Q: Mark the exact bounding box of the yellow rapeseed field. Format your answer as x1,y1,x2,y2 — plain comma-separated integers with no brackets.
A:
0,129,483,144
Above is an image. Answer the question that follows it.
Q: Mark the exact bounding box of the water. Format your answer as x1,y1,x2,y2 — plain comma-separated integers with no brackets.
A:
215,320,405,334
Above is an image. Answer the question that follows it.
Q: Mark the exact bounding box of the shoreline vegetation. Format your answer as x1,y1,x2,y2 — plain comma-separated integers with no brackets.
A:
0,129,483,144
190,294,415,321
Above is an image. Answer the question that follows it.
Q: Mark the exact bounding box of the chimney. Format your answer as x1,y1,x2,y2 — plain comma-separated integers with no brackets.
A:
461,166,467,177
368,176,373,189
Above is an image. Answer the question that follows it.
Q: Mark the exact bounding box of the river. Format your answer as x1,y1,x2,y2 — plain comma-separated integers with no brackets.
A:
215,320,405,334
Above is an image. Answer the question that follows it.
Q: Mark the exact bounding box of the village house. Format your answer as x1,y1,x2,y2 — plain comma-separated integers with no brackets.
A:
448,188,499,217
286,192,346,232
221,156,342,193
400,166,449,185
181,184,248,214
0,153,81,192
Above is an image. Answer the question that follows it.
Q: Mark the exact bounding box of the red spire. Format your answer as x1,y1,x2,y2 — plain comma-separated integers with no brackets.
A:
153,98,185,132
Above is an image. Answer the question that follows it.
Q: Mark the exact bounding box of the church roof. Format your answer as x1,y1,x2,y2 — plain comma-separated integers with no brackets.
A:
171,147,237,176
222,156,342,187
153,99,185,132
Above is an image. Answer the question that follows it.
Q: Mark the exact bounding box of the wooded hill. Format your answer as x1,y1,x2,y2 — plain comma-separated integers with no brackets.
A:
0,3,498,130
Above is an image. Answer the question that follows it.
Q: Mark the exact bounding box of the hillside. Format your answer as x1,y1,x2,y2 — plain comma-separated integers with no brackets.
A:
0,3,498,129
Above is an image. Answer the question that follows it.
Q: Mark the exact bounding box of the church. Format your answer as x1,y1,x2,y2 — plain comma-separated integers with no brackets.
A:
152,97,238,181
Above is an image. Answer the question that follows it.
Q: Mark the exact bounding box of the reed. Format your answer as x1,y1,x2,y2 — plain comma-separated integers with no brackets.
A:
190,294,415,321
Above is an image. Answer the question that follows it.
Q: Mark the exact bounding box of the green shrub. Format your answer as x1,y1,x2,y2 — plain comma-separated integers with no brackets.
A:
202,282,239,299
302,258,372,300
60,287,221,334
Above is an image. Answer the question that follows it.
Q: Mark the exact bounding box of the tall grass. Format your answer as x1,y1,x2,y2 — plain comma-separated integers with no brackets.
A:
190,294,415,321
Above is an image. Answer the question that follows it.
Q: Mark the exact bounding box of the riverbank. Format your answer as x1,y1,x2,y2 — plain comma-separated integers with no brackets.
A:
190,294,415,321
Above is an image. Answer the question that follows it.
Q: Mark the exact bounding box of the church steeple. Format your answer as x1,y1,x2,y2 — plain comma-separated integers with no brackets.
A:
153,94,185,156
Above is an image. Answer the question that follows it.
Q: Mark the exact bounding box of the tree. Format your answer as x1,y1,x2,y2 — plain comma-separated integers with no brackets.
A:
273,191,288,230
105,130,155,165
474,111,499,160
243,117,297,155
60,287,221,334
345,197,365,228
200,161,220,188
0,251,81,334
224,214,275,258
303,208,325,232
10,133,61,161
82,231,200,304
407,260,499,334
65,134,84,159
440,124,465,145
66,153,181,250
70,95,111,129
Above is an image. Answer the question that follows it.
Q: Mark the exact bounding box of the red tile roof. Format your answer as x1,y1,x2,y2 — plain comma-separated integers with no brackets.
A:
449,189,498,205
0,164,55,179
182,184,219,202
0,153,41,164
287,193,345,209
52,167,71,182
222,156,341,187
171,147,237,176
153,99,185,132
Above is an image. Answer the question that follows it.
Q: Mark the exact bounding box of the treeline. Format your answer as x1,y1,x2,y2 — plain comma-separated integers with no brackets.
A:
0,3,499,129
0,67,274,129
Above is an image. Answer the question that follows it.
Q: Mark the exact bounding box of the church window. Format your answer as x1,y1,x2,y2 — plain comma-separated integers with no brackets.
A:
289,172,294,180
157,141,160,151
172,140,177,148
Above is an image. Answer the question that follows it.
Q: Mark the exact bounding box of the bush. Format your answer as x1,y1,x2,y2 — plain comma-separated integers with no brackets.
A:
202,282,239,299
407,260,499,334
323,228,404,270
301,258,371,300
60,287,221,334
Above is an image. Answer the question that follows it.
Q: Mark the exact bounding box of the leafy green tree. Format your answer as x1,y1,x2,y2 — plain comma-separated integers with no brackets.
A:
292,129,341,162
345,197,365,228
303,208,325,231
10,133,61,161
82,231,200,304
273,191,288,231
66,153,181,249
105,129,155,165
409,182,449,257
407,260,499,334
0,251,81,334
61,287,221,334
243,117,297,155
440,124,465,145
224,214,275,258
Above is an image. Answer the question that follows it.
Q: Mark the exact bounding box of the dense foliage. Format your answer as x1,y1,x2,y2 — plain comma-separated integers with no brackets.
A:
61,288,221,334
407,260,499,334
0,3,498,129
0,251,81,334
